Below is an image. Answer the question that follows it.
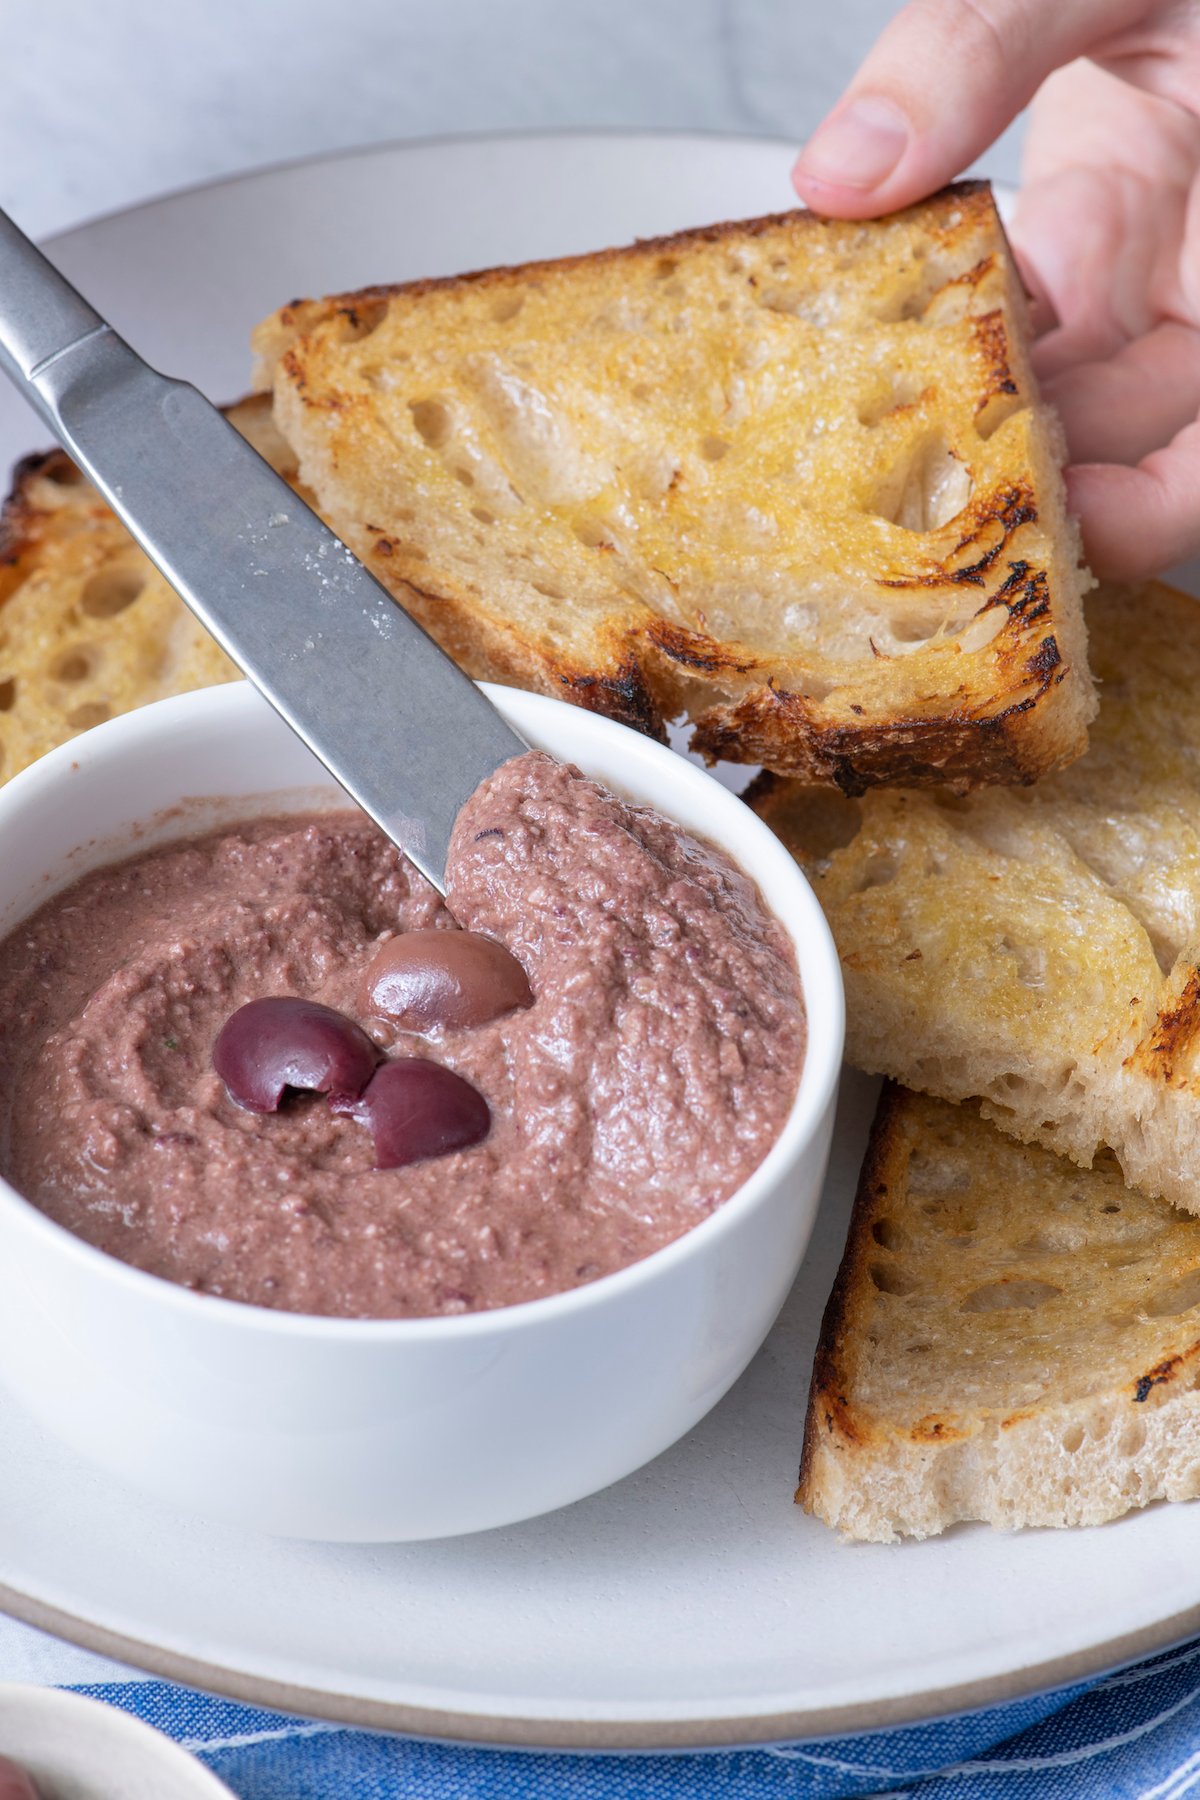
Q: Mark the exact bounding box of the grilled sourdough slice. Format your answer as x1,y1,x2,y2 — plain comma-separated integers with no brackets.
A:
751,579,1200,1213
252,183,1094,793
801,1084,1200,1541
0,397,304,782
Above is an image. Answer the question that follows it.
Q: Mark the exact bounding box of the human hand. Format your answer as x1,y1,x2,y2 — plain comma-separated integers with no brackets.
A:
792,1,1200,583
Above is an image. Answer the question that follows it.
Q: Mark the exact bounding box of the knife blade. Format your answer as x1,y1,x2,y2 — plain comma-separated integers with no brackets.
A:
0,205,529,893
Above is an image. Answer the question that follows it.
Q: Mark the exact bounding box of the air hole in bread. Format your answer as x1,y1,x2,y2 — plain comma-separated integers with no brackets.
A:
533,582,565,601
872,258,954,324
1145,1270,1200,1317
67,702,111,731
758,287,829,322
700,436,731,463
1118,1420,1147,1458
856,375,927,428
872,1217,910,1251
454,466,476,488
471,507,497,527
338,302,388,343
876,606,964,652
906,1342,932,1355
870,1261,919,1297
872,432,973,532
961,1278,1061,1313
51,648,93,684
1061,1423,1085,1454
958,607,1007,654
631,383,654,403
574,518,613,550
654,258,680,280
81,568,144,619
0,678,14,712
975,388,1021,442
409,398,454,450
853,853,897,892
490,293,525,323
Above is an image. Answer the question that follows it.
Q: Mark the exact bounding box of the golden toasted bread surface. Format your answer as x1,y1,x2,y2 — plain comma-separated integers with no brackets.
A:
0,398,309,784
801,1085,1200,1540
751,579,1200,1211
253,184,1093,792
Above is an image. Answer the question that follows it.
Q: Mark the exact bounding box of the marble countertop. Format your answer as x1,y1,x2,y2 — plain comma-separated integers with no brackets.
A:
3,0,1023,238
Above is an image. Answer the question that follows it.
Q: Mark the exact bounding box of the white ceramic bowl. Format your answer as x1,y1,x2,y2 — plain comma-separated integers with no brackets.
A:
0,1684,233,1799
0,682,842,1541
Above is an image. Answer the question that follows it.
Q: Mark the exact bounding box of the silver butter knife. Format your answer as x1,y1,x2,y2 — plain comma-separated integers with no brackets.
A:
0,206,528,892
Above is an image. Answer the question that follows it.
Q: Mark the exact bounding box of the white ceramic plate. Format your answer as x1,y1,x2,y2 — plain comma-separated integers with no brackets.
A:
2,131,1199,1751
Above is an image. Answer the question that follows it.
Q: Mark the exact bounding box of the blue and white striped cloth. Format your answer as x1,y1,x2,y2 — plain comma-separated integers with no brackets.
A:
8,1613,1200,1797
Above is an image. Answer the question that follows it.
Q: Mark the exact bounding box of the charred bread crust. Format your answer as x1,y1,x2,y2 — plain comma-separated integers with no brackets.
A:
264,183,999,337
797,1082,907,1505
0,450,83,603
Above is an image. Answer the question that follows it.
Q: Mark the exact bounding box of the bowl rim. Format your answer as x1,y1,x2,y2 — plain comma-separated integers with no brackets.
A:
0,680,844,1340
0,1681,236,1796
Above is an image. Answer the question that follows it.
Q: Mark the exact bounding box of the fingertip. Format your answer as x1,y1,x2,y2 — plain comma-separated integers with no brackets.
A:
790,162,896,219
1066,461,1191,585
1064,464,1134,581
793,96,914,217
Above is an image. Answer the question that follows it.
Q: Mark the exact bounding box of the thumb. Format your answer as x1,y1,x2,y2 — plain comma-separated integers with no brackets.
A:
793,0,1146,218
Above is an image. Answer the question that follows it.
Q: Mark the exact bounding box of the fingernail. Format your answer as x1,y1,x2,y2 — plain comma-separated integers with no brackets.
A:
796,97,911,191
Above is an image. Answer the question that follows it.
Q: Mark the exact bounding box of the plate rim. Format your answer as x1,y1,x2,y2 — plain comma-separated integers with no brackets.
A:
37,124,802,250
1,127,1185,1752
4,1579,1198,1748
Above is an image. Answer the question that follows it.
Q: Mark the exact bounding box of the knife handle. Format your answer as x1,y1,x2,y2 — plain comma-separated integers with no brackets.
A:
0,205,112,394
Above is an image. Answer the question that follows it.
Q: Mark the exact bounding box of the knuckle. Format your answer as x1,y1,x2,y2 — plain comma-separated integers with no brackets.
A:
921,0,1033,80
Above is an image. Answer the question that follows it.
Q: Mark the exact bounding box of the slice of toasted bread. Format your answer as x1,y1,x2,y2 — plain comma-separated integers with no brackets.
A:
750,578,1200,1212
0,397,308,784
800,1083,1200,1541
252,183,1094,793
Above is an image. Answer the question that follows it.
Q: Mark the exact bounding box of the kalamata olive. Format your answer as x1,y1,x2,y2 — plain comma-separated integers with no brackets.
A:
332,1058,491,1168
213,997,381,1113
361,929,533,1032
0,1758,40,1800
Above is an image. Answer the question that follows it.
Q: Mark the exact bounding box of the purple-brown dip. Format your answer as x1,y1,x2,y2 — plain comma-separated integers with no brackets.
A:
0,752,805,1318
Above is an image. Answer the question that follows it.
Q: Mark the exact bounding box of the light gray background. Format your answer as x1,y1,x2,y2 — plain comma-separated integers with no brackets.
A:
1,0,1025,239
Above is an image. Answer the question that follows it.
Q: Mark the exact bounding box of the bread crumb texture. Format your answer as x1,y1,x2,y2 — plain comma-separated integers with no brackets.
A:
0,399,315,782
800,1084,1200,1540
252,184,1093,792
752,580,1200,1212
